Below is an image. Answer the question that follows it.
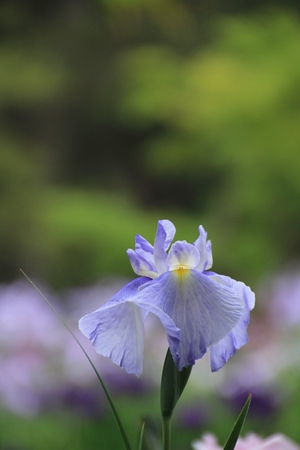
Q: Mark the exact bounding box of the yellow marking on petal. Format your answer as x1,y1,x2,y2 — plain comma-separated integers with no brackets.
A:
174,267,190,286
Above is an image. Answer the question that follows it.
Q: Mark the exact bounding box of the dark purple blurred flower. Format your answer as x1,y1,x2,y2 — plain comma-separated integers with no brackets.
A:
223,387,278,420
178,403,210,430
59,385,104,418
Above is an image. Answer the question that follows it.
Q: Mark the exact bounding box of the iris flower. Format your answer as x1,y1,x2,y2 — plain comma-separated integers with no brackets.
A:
79,220,255,376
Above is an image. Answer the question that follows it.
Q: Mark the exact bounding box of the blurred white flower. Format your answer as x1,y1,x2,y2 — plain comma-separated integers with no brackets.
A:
192,433,300,450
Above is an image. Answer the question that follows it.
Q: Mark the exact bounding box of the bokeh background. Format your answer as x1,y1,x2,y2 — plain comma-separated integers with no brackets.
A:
1,0,300,448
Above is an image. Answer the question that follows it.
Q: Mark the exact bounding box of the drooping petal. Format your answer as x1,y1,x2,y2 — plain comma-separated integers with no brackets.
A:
194,226,213,272
134,293,181,346
209,307,250,372
207,273,255,311
79,301,146,375
167,240,200,270
136,270,244,370
238,280,255,311
78,278,150,375
207,274,255,371
153,220,176,274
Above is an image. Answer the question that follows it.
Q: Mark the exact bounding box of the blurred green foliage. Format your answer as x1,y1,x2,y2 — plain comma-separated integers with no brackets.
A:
39,188,204,287
0,1,300,291
0,134,43,280
118,11,300,282
2,384,300,450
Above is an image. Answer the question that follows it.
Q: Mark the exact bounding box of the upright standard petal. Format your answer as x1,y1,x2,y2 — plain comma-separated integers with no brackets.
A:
127,249,158,279
79,278,150,375
153,220,176,274
135,234,154,256
136,270,244,370
194,225,213,272
167,240,200,270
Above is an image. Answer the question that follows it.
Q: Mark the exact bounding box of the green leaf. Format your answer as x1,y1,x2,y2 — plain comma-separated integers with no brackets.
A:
20,270,132,450
138,422,145,450
223,394,252,450
160,348,193,420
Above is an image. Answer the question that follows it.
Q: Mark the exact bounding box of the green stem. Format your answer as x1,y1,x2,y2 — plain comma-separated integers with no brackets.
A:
162,417,171,450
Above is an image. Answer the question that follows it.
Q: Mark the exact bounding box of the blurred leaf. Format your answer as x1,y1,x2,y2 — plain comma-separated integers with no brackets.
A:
0,46,68,104
223,395,251,450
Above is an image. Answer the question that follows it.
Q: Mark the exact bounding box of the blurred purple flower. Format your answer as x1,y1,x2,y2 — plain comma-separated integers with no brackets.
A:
224,387,278,420
192,433,300,450
0,280,61,352
216,268,300,402
0,278,156,416
0,280,63,414
64,280,153,389
58,385,104,418
79,220,255,376
178,403,210,430
261,269,300,328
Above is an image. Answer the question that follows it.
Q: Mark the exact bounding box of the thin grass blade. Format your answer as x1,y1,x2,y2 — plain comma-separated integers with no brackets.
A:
20,269,132,450
138,422,145,450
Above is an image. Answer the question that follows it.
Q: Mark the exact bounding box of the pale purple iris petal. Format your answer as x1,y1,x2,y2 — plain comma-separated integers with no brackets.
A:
194,226,213,272
127,234,156,277
154,220,176,274
79,301,146,376
79,220,255,374
209,274,255,312
205,240,213,269
137,270,244,370
158,220,176,251
110,277,150,303
207,274,255,371
126,249,144,275
134,296,181,346
209,307,250,372
79,278,149,375
127,249,158,278
135,235,155,266
135,234,154,254
167,241,200,269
